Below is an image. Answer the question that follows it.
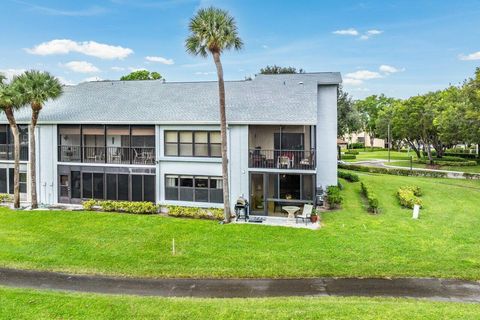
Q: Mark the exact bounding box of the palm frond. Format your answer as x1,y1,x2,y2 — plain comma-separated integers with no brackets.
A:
13,70,63,108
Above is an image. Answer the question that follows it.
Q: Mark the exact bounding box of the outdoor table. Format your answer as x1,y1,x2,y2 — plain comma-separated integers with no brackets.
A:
282,205,301,220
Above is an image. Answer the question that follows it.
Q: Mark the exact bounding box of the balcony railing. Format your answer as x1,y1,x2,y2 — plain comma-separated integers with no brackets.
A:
249,149,316,170
0,144,28,161
58,145,155,165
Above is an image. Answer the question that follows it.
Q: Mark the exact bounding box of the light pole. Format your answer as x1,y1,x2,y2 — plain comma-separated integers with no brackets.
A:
388,122,391,163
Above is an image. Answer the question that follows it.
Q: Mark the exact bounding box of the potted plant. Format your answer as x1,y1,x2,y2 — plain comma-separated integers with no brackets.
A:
310,210,319,223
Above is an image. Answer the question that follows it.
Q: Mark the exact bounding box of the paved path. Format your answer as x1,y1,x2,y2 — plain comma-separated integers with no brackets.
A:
1,268,479,302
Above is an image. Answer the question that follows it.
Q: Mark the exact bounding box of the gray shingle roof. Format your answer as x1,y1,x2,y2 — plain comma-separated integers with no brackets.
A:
3,72,341,125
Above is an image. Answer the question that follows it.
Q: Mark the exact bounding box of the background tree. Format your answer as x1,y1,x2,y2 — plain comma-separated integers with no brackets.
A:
0,75,24,208
259,65,305,74
356,94,395,148
120,70,163,81
15,71,63,209
185,7,243,222
337,86,361,139
463,67,480,153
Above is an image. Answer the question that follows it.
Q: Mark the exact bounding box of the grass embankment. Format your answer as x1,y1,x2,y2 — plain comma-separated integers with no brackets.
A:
0,173,479,279
1,287,479,320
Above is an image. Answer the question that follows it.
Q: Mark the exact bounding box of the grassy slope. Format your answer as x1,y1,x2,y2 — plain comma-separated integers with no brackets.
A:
1,287,479,320
390,160,480,173
0,173,479,279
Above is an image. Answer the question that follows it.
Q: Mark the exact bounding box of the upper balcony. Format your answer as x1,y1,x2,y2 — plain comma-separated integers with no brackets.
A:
58,125,155,165
0,124,29,161
248,125,316,170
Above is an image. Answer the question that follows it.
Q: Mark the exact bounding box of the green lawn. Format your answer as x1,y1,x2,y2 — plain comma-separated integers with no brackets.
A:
1,287,479,319
0,172,480,279
343,150,418,162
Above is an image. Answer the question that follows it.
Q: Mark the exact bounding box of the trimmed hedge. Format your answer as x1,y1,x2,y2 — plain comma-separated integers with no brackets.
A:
396,186,423,209
338,170,360,182
360,182,379,214
83,200,158,214
344,150,359,155
341,154,357,160
338,163,449,178
166,205,224,220
348,142,365,149
326,186,343,209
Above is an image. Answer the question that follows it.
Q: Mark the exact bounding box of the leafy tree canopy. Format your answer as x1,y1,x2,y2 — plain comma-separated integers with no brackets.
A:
120,70,162,81
337,86,361,137
259,65,305,74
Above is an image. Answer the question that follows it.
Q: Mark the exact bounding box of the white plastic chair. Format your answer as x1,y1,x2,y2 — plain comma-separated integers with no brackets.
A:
295,204,313,225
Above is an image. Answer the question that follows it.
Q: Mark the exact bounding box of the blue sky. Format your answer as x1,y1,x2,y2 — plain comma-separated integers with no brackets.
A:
1,0,479,98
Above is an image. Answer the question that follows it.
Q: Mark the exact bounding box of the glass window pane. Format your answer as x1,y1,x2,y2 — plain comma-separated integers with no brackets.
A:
132,175,143,201
210,144,221,157
93,173,104,200
180,176,193,187
165,188,178,200
302,175,314,200
143,175,155,202
0,168,7,193
195,177,208,188
179,188,194,201
279,174,300,199
166,176,178,187
165,144,178,156
210,189,223,203
180,132,193,143
106,174,117,200
82,173,92,198
195,144,208,157
118,174,129,201
179,144,193,156
210,132,221,143
8,168,13,194
195,132,208,143
71,171,81,198
210,178,222,189
165,131,178,143
195,189,209,202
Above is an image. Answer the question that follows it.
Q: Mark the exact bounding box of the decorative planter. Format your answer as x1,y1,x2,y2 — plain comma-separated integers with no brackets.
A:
310,215,318,223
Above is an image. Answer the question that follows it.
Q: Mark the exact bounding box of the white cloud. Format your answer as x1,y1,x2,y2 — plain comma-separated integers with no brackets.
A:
111,66,125,71
194,71,215,75
261,44,269,49
26,39,133,60
459,51,480,61
333,28,359,36
62,61,100,73
145,56,174,65
82,76,103,82
57,76,75,86
366,29,383,36
343,78,364,86
0,68,25,81
379,64,405,74
345,70,382,80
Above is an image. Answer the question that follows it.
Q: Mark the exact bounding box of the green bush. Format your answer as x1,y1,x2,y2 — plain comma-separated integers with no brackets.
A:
348,142,365,149
166,205,224,220
396,186,423,209
0,193,12,203
338,171,360,182
360,182,379,214
338,163,450,178
82,200,157,214
344,150,359,155
326,186,343,209
341,154,356,160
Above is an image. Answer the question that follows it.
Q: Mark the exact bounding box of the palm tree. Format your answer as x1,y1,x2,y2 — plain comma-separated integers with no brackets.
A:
0,75,24,208
185,7,243,222
14,71,63,209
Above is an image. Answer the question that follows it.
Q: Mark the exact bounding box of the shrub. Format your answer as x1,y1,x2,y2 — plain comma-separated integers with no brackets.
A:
338,163,449,178
326,186,343,209
0,193,12,203
166,205,224,220
360,182,379,214
348,142,365,149
341,154,356,160
338,171,360,182
396,186,423,209
83,200,158,214
345,150,359,155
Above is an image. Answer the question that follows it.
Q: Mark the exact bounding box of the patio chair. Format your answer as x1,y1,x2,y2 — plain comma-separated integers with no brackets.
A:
277,156,291,168
295,204,313,225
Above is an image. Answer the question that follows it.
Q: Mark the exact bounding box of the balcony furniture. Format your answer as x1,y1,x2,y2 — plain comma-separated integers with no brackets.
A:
295,204,313,225
277,155,292,168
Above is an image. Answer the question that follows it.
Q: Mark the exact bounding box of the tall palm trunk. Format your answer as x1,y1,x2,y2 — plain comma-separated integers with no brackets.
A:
212,51,231,222
4,107,20,208
29,105,41,209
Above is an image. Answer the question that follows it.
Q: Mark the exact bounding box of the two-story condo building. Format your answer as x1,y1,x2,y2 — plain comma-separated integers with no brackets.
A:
0,72,341,215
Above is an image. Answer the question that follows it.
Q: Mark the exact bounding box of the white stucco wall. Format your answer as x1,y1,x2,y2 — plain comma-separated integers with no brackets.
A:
36,125,58,205
316,85,338,190
228,125,249,206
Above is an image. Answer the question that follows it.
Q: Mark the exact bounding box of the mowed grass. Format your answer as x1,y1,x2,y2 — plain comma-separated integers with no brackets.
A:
0,172,479,279
391,160,480,173
1,287,480,320
343,150,418,162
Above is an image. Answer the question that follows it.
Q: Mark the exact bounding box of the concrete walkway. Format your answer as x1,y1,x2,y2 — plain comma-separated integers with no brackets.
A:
1,268,479,302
